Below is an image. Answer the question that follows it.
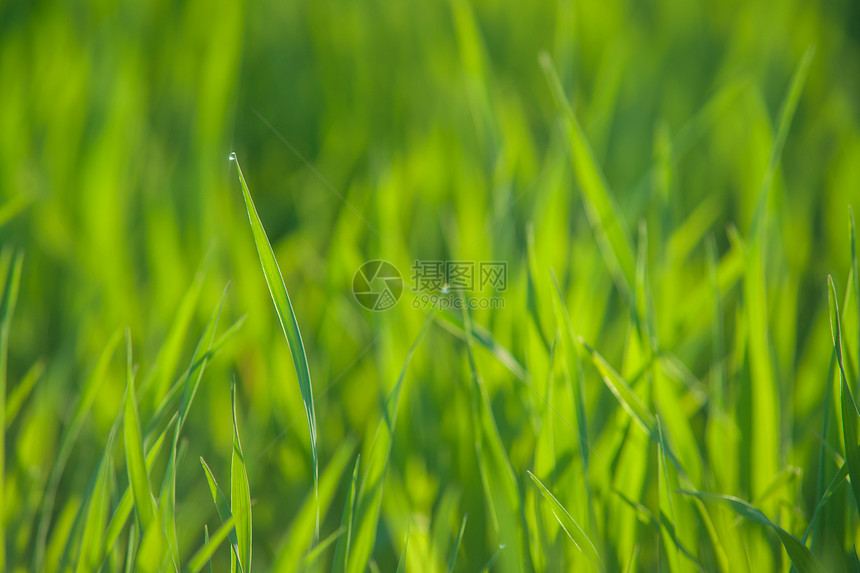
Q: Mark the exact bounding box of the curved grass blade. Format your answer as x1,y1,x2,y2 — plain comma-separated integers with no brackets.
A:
231,379,252,572
332,455,360,573
828,275,860,516
527,471,602,570
231,152,318,493
188,515,237,573
678,491,825,573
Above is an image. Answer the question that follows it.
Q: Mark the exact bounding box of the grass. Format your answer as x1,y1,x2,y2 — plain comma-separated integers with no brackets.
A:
2,0,860,570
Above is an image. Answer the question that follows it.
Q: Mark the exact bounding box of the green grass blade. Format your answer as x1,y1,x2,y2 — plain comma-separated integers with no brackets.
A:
347,313,434,573
123,331,156,531
332,455,360,573
749,47,814,237
189,516,237,573
527,471,602,571
230,379,252,573
231,152,318,493
578,336,656,435
678,491,825,573
395,528,410,573
273,439,355,572
461,298,526,573
75,410,120,572
0,249,22,569
104,412,177,553
302,526,345,568
200,456,241,568
159,286,228,569
828,275,860,516
34,328,123,571
446,514,467,573
5,359,43,427
539,52,636,299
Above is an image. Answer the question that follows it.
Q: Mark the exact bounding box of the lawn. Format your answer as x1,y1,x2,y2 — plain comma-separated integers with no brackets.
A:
1,0,860,571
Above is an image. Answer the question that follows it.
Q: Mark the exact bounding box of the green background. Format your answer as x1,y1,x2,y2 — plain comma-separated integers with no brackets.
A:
2,0,860,570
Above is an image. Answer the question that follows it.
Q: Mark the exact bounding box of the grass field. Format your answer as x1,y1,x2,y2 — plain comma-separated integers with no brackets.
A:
2,0,860,571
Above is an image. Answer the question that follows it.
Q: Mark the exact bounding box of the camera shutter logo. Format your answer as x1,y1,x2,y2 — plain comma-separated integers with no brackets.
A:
352,260,403,311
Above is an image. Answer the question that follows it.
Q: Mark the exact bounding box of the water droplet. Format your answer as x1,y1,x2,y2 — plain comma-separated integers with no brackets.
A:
228,152,237,161
441,283,450,294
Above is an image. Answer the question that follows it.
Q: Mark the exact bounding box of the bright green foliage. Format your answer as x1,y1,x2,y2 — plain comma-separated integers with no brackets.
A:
2,0,860,571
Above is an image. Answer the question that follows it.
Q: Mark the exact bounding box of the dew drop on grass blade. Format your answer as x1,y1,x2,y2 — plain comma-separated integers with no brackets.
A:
230,152,318,494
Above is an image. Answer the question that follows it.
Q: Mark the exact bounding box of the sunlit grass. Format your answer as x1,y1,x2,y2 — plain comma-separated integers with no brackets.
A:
1,0,860,570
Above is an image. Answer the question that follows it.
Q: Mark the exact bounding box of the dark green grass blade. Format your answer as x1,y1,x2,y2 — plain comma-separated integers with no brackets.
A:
332,455,360,573
231,152,318,492
828,275,860,516
527,471,602,570
0,250,21,570
189,516,236,573
231,379,252,572
678,491,825,573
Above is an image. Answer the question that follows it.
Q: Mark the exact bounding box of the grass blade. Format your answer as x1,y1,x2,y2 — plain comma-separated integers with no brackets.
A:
446,514,467,573
189,516,237,573
273,439,355,572
332,455,360,573
231,152,318,492
0,250,21,569
231,379,252,572
828,275,860,516
200,456,241,569
123,331,156,531
678,491,824,573
395,528,409,573
527,471,602,571
347,313,434,573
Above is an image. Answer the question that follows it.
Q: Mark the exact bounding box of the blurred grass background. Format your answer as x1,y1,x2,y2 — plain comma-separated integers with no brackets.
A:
2,0,860,570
